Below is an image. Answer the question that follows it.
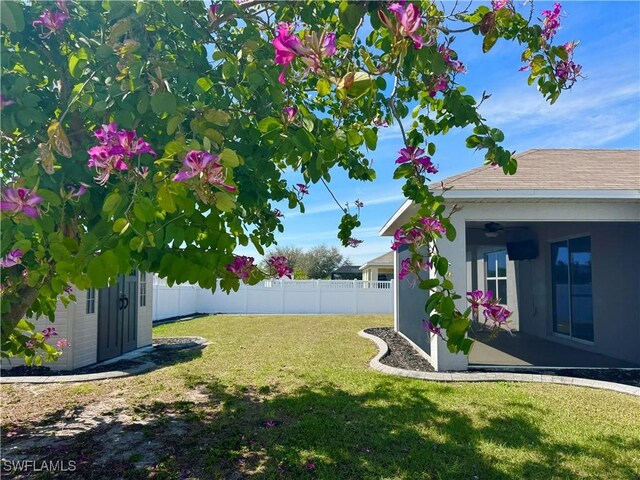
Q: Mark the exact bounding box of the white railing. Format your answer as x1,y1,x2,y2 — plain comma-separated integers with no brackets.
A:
152,278,394,320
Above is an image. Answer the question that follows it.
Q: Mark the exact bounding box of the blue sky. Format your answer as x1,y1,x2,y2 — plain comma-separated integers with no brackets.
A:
238,1,640,266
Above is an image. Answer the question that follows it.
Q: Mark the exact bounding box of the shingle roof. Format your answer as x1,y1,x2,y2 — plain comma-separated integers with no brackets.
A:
362,252,394,266
433,149,640,190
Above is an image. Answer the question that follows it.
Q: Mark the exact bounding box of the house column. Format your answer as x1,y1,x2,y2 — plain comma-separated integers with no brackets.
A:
371,267,379,282
430,214,469,371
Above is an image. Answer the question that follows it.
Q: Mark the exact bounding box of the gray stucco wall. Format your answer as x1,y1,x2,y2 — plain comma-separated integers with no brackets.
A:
396,245,430,355
516,222,640,364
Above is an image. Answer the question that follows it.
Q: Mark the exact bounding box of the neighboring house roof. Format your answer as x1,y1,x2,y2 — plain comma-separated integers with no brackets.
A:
359,252,394,271
381,149,640,236
332,265,362,274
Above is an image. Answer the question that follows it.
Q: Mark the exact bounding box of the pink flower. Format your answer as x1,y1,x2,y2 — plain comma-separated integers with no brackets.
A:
1,187,44,218
492,0,509,10
321,32,337,57
438,45,466,74
0,250,24,268
306,459,316,471
263,419,277,428
420,217,446,234
466,289,493,310
272,23,337,84
111,130,156,158
395,146,438,174
283,106,297,123
555,60,582,83
430,75,448,97
226,256,255,280
208,3,220,23
32,9,69,37
273,23,305,84
26,339,37,350
483,304,513,329
173,150,236,192
423,320,442,337
296,183,309,195
388,2,424,49
0,96,15,110
88,124,155,185
399,258,412,280
67,183,89,198
346,238,363,248
267,256,292,279
391,227,422,251
56,338,70,350
42,327,58,340
541,3,562,41
56,0,69,15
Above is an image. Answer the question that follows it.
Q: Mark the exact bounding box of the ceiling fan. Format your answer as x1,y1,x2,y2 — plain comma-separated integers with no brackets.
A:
469,222,533,238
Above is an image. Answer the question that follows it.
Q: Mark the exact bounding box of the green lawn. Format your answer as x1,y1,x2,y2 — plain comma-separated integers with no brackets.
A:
2,314,640,479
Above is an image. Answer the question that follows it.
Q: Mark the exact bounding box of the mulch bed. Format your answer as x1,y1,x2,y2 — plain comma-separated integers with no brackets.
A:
364,327,434,372
1,337,205,378
364,327,640,388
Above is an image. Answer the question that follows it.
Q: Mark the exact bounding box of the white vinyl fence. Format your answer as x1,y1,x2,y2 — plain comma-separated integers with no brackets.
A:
152,278,393,320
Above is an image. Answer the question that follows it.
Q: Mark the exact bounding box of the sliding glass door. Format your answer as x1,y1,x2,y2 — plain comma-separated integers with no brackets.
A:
551,236,594,342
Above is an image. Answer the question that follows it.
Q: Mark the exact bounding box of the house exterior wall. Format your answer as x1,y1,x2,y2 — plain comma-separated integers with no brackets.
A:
395,245,430,355
394,198,640,370
514,221,640,364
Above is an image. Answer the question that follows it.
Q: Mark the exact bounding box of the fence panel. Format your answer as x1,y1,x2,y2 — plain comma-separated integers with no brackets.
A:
152,278,394,320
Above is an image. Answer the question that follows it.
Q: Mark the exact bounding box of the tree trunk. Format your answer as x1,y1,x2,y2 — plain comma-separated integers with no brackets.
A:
5,285,41,327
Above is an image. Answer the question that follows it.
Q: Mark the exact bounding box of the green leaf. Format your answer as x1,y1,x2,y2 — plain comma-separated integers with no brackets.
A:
205,109,230,126
440,296,455,316
157,185,177,213
363,128,377,150
445,223,457,242
482,31,499,53
150,92,177,115
113,217,130,234
0,2,25,32
133,197,156,222
419,278,440,290
338,0,365,31
337,34,354,49
436,256,449,276
196,76,214,93
219,148,240,168
102,192,122,214
215,192,235,212
258,117,282,134
69,48,91,78
129,236,144,252
317,78,332,97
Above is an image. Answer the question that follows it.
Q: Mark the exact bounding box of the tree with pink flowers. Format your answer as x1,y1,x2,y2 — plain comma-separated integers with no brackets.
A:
0,0,579,361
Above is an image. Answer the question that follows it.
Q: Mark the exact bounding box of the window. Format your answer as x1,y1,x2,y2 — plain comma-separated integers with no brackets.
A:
551,236,593,342
486,250,508,304
139,272,147,307
86,288,96,314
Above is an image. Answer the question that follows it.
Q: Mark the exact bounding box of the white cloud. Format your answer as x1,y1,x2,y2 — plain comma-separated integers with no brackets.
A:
286,192,405,218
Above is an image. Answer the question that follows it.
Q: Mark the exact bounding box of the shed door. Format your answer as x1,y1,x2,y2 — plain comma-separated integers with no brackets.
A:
98,273,138,362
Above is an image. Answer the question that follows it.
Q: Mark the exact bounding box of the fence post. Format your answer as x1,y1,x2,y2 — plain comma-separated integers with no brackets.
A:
354,279,359,314
281,280,285,314
316,280,321,313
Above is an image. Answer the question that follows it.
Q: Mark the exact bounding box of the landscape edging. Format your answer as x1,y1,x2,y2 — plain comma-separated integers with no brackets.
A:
358,330,640,397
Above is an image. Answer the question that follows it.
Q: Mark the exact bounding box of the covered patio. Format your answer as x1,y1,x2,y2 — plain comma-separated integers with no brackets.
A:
469,329,639,368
